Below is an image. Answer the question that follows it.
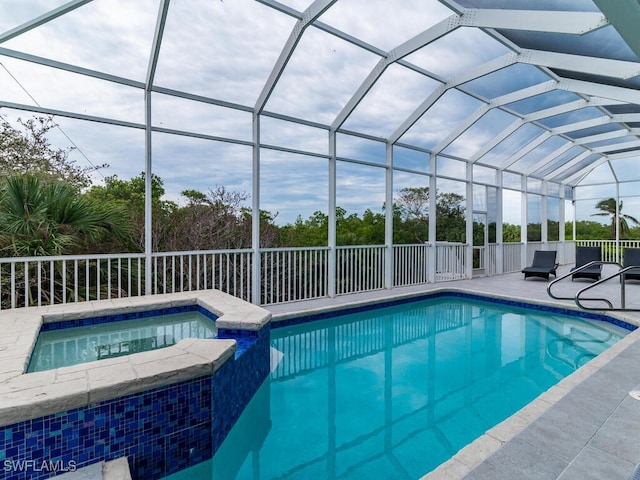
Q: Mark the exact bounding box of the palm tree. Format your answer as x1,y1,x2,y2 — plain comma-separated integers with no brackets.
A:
591,198,640,239
0,175,132,306
0,175,131,257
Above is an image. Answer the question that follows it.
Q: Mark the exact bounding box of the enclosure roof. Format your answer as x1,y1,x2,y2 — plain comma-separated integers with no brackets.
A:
1,0,640,189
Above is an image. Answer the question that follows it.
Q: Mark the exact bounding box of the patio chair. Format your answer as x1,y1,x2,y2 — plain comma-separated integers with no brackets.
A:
621,248,640,282
522,250,558,281
570,246,602,281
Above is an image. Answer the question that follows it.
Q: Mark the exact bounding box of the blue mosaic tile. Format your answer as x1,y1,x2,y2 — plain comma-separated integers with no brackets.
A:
217,327,264,358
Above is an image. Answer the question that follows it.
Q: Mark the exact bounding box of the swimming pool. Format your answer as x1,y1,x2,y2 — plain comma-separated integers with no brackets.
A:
165,293,632,479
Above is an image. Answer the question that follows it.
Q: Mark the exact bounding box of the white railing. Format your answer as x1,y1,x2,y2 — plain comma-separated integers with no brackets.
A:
393,244,430,287
0,253,146,309
260,247,329,305
503,243,523,273
435,243,467,281
336,245,386,295
0,241,587,310
485,243,498,276
576,239,640,263
152,250,252,301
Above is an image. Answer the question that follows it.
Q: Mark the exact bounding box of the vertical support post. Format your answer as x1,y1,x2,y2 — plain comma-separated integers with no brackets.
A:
541,181,548,248
615,182,620,263
251,114,261,305
384,143,394,290
521,177,528,269
496,170,504,275
428,155,437,283
466,162,473,279
559,186,566,265
144,91,153,295
328,132,337,298
143,0,170,296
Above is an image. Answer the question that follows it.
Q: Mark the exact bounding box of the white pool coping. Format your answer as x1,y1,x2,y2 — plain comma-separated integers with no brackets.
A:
0,290,271,428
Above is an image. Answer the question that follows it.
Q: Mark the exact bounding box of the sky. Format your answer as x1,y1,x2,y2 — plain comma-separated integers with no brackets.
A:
1,0,639,226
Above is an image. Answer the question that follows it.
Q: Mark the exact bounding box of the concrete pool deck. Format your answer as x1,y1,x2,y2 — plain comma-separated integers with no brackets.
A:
266,265,640,480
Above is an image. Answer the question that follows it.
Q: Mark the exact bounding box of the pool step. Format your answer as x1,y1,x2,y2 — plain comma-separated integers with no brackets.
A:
53,458,131,480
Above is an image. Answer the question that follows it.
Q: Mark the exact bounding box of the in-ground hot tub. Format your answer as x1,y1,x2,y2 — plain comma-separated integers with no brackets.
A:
27,306,221,372
0,290,271,480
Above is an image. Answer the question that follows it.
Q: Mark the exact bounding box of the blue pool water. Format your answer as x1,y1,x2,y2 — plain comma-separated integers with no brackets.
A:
165,295,630,479
28,311,218,372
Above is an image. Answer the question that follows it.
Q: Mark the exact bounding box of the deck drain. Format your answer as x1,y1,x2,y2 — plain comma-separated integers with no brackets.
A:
629,391,640,402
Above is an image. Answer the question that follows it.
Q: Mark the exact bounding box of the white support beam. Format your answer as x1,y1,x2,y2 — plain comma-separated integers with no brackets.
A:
494,80,558,106
390,84,447,144
574,128,638,146
524,142,574,176
561,156,609,185
519,49,640,80
328,131,337,298
469,119,524,163
331,14,460,132
432,80,557,155
613,113,640,124
523,97,616,125
428,155,437,283
384,143,393,290
499,131,553,170
524,99,589,123
465,163,473,279
0,47,144,88
390,53,519,144
0,0,95,44
514,125,638,176
547,151,593,180
146,0,171,90
607,150,640,161
507,104,639,168
143,0,171,296
553,116,612,135
0,100,145,129
558,78,640,105
251,116,261,304
432,104,489,155
461,8,608,35
255,0,337,113
592,139,640,154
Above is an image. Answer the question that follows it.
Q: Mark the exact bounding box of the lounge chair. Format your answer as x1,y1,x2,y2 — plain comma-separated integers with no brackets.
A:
522,250,558,281
570,246,602,281
621,248,640,282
